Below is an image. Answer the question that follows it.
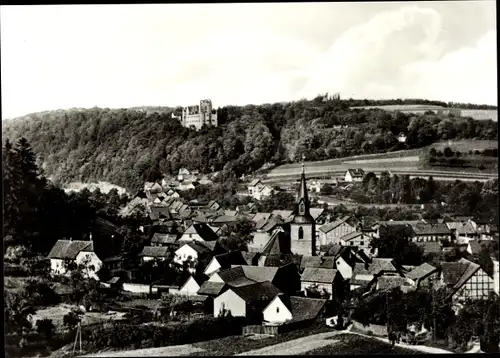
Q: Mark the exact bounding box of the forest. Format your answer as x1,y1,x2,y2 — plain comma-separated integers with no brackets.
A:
2,96,497,192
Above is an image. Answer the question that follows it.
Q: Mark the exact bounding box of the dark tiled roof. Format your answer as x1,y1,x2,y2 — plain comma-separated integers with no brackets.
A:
412,223,451,235
261,229,291,256
198,281,226,296
212,215,239,224
271,210,294,219
140,246,170,257
213,251,248,269
252,213,272,224
353,258,398,276
406,262,438,281
300,256,336,270
47,240,94,259
453,258,481,291
288,296,327,323
264,254,303,268
468,240,482,255
230,281,282,307
339,231,364,242
185,241,214,254
440,262,469,286
347,168,365,177
184,223,219,242
319,218,352,233
151,233,178,245
217,266,246,283
260,216,285,233
241,266,279,282
301,268,338,283
446,222,478,235
416,241,442,254
377,276,413,290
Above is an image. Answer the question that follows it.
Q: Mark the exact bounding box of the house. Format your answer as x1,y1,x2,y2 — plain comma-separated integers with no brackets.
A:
473,218,495,240
310,208,327,225
204,251,248,276
213,281,282,320
47,239,102,280
177,168,191,181
101,255,123,279
211,215,239,227
338,231,371,253
446,221,479,242
207,264,301,296
149,206,172,222
467,240,496,256
207,200,221,211
248,217,285,253
145,182,163,201
178,223,219,243
256,229,293,266
150,233,178,247
177,182,198,191
344,169,365,182
140,246,172,263
262,294,327,326
247,179,263,197
178,276,202,296
300,268,342,300
174,241,215,269
439,258,495,304
405,262,439,289
308,180,322,194
300,256,336,272
262,254,303,271
350,258,403,291
411,223,452,243
318,217,356,246
375,276,414,293
322,245,360,280
397,133,407,143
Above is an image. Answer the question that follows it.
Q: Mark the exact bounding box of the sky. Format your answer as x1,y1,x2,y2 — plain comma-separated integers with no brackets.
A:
1,1,497,119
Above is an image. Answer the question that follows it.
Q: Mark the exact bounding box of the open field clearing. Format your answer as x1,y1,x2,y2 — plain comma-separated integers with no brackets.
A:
81,344,207,357
343,155,420,164
31,303,127,332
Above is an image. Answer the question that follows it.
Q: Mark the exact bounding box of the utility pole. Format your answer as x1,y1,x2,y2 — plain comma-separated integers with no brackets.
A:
432,283,437,342
72,320,82,356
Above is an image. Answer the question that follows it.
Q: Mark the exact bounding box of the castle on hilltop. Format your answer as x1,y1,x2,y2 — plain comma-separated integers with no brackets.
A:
181,99,218,130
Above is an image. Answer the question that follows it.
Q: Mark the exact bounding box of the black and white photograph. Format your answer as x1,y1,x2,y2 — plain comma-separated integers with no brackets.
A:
1,1,499,356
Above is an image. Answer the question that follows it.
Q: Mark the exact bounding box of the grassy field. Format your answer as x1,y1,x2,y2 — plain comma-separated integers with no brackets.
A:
302,333,419,355
429,140,497,152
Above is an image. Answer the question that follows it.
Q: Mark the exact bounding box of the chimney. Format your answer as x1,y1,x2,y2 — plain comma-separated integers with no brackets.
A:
89,232,93,241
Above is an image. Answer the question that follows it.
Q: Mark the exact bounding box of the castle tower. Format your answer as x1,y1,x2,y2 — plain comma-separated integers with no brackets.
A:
290,162,316,256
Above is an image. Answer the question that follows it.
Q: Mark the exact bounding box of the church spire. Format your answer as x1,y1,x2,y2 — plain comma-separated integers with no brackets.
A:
296,155,309,216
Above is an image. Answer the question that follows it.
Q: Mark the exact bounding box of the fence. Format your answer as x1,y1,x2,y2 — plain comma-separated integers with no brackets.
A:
242,325,279,336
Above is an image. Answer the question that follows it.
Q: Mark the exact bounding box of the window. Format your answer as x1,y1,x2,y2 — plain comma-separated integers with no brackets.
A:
298,227,304,240
276,307,279,313
350,242,354,246
360,241,364,246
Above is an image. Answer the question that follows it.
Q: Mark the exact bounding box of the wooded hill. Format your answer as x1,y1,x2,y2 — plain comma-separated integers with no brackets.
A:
2,96,497,192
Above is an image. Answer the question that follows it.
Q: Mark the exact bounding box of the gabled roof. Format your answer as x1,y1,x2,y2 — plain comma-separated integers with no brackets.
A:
377,276,413,290
263,254,303,268
446,222,478,235
213,251,248,269
260,216,284,233
252,212,272,224
319,218,353,233
212,215,239,224
271,210,294,219
140,246,170,257
183,223,219,241
217,266,246,283
229,281,282,307
346,168,365,177
468,240,495,255
249,179,262,187
339,231,366,242
406,262,438,281
240,265,280,282
151,233,178,245
453,258,481,291
224,210,237,217
287,296,327,323
260,229,291,256
198,281,226,296
300,256,336,271
301,268,338,283
353,258,399,276
47,240,94,259
440,262,469,286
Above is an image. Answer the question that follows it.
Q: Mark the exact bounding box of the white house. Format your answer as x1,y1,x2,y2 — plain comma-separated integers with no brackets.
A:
344,169,365,183
397,133,407,143
318,218,357,246
140,246,171,263
174,242,214,272
47,239,102,280
204,251,247,277
262,294,293,324
178,276,201,296
247,179,274,200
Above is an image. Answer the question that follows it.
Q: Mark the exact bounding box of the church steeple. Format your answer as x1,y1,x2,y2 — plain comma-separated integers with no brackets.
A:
296,157,310,217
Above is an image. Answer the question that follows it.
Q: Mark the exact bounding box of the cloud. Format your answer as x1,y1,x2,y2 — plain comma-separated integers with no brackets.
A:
0,3,497,119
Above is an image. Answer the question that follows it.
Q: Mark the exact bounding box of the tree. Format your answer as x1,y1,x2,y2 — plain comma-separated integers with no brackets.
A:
372,224,423,265
36,318,55,341
4,291,36,336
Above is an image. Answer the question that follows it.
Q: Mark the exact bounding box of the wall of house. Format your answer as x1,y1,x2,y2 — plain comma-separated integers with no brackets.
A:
174,245,199,265
179,277,200,295
75,251,102,281
301,281,333,299
208,272,224,283
493,259,499,295
291,223,315,256
340,234,371,254
204,258,221,276
412,234,451,243
248,232,272,252
214,290,246,317
453,268,495,302
320,223,356,246
263,297,293,324
336,257,353,280
179,232,203,242
50,258,66,276
123,283,158,294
